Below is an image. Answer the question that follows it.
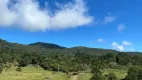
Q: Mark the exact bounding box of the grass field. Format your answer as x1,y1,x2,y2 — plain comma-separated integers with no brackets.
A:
0,65,70,80
78,73,93,80
0,65,127,80
78,69,127,80
103,69,127,80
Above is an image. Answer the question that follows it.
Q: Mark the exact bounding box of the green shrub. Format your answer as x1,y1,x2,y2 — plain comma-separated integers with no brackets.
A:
107,73,117,80
109,62,118,69
125,66,142,80
90,74,106,80
91,68,102,75
0,63,3,73
16,67,22,72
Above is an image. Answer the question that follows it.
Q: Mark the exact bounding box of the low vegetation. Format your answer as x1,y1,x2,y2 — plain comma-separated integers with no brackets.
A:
0,65,70,80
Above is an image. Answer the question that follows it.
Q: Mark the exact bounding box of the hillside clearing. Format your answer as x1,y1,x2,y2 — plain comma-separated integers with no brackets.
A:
0,66,69,80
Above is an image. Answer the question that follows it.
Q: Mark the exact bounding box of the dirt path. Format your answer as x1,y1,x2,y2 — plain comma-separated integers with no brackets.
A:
72,75,78,80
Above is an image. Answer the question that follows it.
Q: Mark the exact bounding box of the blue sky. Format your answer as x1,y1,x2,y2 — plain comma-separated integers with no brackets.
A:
0,0,142,52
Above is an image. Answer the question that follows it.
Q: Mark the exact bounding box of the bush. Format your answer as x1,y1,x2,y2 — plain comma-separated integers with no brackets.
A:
72,72,79,75
90,74,106,80
0,63,3,73
4,62,11,69
125,66,142,80
109,62,118,69
91,68,102,75
107,73,117,80
43,77,50,80
16,67,22,72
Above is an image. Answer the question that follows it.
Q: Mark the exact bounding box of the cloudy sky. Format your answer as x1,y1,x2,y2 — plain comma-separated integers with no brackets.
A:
0,0,141,52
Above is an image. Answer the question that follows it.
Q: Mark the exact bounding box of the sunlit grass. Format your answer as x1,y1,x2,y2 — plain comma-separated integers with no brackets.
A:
78,73,93,80
0,65,70,80
103,69,127,80
78,69,127,80
0,65,128,80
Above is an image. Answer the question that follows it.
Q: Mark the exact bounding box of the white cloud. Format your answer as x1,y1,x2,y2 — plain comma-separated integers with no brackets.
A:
0,0,17,26
104,15,116,24
51,0,93,29
0,0,93,31
111,41,134,52
117,24,126,32
122,41,132,46
98,38,105,43
112,42,125,51
14,0,51,31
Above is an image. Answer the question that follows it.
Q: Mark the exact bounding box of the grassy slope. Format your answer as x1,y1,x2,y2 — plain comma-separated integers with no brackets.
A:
78,73,93,80
0,66,69,80
0,65,127,80
78,69,127,80
103,69,127,80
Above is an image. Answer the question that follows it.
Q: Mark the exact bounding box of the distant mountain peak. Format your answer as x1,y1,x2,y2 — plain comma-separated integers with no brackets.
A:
71,46,89,49
0,39,6,42
29,42,66,49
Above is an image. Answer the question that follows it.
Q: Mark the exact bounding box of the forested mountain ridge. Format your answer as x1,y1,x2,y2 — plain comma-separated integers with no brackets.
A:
0,38,120,55
1,38,142,80
29,42,66,49
0,38,142,56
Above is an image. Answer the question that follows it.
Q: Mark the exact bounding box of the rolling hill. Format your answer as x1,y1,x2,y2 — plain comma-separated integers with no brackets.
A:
0,38,141,56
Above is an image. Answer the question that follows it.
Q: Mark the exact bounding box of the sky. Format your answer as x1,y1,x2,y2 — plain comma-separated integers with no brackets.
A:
0,0,142,52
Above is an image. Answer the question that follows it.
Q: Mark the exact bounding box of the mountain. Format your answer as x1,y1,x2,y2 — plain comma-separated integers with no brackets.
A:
29,42,66,49
0,39,118,55
69,46,119,55
0,38,141,56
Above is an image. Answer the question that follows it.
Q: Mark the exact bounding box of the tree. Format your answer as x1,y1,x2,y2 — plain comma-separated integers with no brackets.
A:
91,67,102,75
90,74,106,80
125,66,142,80
90,67,106,80
107,73,117,80
16,67,22,72
0,63,3,73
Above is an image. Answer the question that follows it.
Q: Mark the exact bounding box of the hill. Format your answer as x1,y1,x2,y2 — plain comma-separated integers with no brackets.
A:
29,42,66,49
1,38,142,80
0,38,120,56
0,38,141,56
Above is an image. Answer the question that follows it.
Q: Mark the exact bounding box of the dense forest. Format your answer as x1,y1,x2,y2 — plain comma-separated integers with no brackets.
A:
0,39,142,80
